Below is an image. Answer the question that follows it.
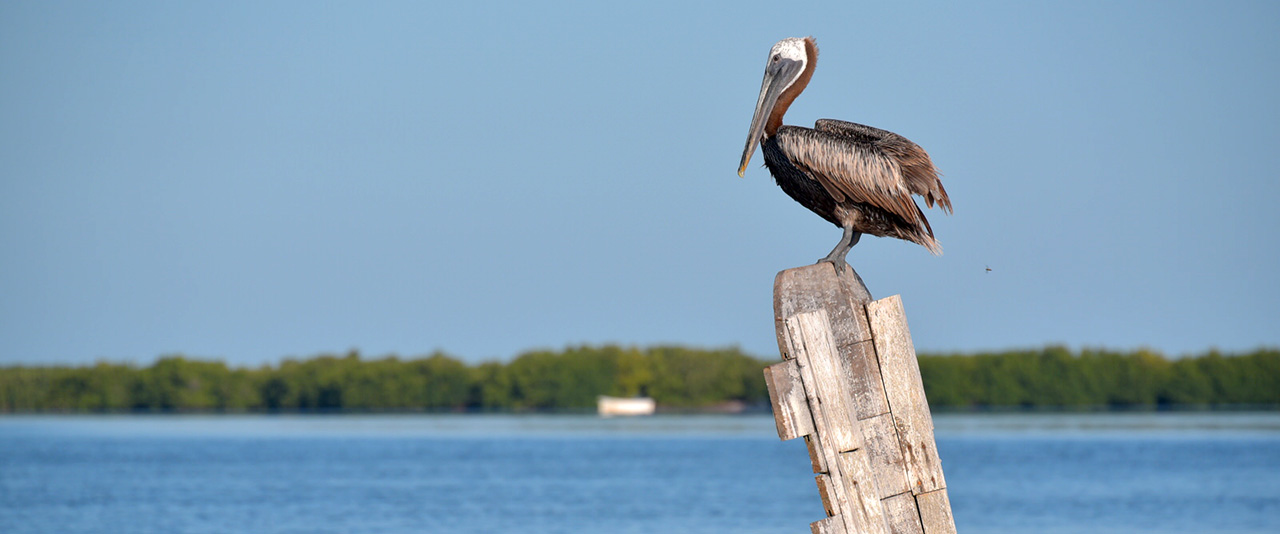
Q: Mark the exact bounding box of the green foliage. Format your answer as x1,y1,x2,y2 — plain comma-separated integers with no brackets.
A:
918,347,1280,408
1,346,1276,412
646,346,767,407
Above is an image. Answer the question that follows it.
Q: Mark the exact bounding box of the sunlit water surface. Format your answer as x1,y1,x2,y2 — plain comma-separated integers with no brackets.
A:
2,412,1277,533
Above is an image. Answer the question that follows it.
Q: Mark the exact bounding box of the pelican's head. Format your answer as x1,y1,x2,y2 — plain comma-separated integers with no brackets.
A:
738,37,816,177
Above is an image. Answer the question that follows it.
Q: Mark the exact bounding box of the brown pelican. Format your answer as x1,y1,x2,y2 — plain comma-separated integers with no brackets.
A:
738,37,951,274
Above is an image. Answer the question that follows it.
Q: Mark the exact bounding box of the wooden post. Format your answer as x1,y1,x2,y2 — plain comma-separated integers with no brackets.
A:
765,263,957,534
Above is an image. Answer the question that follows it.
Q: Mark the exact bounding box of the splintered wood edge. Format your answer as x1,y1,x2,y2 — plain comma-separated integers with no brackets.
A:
815,474,837,517
764,359,815,441
810,515,844,534
866,295,947,494
805,434,826,473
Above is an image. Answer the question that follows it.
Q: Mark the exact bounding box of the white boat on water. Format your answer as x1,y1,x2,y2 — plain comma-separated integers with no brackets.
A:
597,395,655,416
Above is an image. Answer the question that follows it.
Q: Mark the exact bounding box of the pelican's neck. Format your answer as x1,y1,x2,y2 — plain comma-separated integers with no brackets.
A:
765,37,818,136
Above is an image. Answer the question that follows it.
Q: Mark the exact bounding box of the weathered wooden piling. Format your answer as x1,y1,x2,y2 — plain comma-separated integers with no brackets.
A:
764,263,956,534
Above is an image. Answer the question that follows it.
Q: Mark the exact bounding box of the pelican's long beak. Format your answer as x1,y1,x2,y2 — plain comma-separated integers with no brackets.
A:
738,57,801,177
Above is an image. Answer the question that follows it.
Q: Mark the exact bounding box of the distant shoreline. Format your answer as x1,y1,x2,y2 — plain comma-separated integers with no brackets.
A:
2,345,1276,413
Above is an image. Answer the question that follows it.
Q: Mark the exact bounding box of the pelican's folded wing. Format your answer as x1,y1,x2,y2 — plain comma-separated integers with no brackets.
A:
813,119,950,213
774,125,929,235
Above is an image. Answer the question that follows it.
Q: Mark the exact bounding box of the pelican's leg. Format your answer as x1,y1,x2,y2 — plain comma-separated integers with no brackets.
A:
818,226,862,275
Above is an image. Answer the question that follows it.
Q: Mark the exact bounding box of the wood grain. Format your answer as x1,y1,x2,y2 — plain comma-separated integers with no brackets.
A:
764,359,814,441
815,474,837,517
861,412,909,497
882,492,925,534
774,264,885,420
837,450,891,534
785,310,863,453
810,516,844,534
867,295,946,494
805,434,827,473
769,265,954,534
782,309,858,523
916,488,957,534
774,263,872,357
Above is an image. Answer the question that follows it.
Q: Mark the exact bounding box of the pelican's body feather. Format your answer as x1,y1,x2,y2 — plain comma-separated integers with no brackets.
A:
766,120,948,253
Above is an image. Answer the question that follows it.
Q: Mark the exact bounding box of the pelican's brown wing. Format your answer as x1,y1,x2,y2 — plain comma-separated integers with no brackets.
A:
773,125,934,240
814,119,951,213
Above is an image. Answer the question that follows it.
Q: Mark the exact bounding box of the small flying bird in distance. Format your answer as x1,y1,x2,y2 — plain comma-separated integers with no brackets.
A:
738,37,951,274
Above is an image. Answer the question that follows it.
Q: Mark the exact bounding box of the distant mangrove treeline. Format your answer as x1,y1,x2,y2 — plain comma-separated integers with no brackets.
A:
1,346,1277,413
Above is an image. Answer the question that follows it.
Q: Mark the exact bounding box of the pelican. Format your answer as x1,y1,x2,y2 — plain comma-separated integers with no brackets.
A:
738,37,951,274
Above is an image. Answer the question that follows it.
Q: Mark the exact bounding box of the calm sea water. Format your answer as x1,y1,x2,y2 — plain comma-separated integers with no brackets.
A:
1,412,1277,534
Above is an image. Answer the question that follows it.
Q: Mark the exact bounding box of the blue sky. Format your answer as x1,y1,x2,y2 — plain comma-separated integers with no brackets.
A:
2,1,1277,366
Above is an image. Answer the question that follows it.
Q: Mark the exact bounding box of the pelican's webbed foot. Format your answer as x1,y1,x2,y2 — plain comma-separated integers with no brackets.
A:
817,227,861,277
819,257,849,276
